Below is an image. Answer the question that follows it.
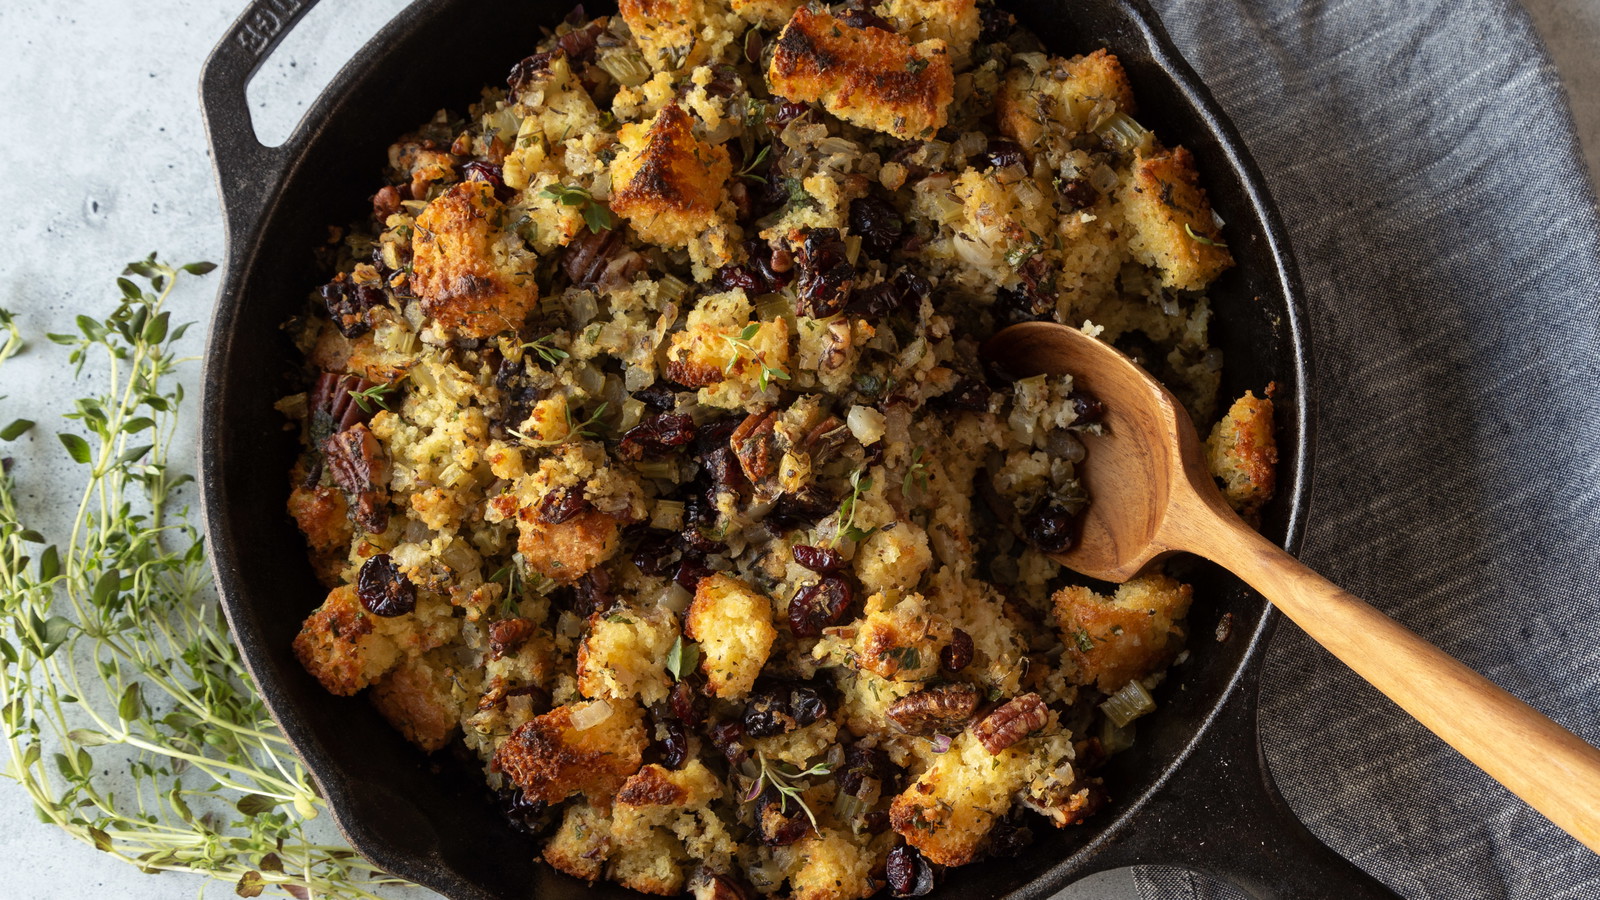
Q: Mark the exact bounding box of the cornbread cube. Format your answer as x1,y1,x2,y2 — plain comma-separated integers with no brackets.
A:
291,585,402,696
516,507,622,584
369,649,462,752
610,104,734,257
996,50,1137,149
1206,389,1277,518
619,0,720,74
664,289,791,407
287,484,352,586
773,826,881,900
577,605,680,705
730,0,802,27
409,180,540,339
880,0,980,69
1120,145,1234,290
850,593,953,682
889,730,1072,865
684,574,777,698
1053,573,1193,693
491,699,648,805
853,522,933,595
545,801,612,881
610,829,689,895
613,762,738,875
767,7,954,140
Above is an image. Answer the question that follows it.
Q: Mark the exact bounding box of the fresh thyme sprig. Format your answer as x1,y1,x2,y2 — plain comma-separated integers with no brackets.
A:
831,466,876,545
0,257,401,898
1184,223,1227,249
722,322,791,392
734,145,771,182
743,751,832,830
902,446,929,499
510,400,609,447
348,378,403,414
521,334,570,366
538,183,616,234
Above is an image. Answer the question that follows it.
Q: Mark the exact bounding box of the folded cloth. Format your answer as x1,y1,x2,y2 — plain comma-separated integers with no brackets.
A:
1127,1,1600,898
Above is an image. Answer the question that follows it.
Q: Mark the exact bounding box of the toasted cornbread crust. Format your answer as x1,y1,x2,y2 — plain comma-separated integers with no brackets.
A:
768,8,955,140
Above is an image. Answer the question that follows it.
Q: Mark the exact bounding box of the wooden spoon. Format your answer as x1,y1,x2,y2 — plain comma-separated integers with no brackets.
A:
983,319,1600,854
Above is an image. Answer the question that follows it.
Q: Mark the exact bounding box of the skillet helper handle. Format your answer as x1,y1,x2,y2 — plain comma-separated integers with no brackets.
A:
1082,666,1400,899
198,0,327,239
1185,516,1600,855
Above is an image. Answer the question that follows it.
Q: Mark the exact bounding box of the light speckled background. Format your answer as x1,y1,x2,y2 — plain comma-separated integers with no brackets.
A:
0,1,1594,897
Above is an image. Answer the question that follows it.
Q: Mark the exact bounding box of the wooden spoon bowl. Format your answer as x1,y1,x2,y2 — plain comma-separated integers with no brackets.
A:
983,320,1600,854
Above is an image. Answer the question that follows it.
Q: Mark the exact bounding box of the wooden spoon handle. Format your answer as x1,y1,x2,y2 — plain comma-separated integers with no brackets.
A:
1182,515,1600,854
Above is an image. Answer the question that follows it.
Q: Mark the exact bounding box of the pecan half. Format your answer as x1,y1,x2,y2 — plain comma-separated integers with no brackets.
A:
323,423,390,533
690,868,752,900
973,693,1049,754
489,617,536,657
310,372,375,435
730,409,779,485
885,684,980,735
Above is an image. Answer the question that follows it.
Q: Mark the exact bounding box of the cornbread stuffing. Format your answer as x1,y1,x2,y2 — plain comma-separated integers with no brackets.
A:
283,2,1276,897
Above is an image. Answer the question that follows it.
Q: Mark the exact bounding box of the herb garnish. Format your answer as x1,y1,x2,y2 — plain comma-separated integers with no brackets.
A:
522,334,571,366
743,751,833,830
348,378,403,413
722,322,791,392
0,257,400,897
734,145,771,182
538,183,617,234
1184,223,1227,248
832,466,876,544
666,635,700,682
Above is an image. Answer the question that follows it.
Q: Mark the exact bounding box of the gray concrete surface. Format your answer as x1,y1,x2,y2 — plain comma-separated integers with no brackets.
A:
0,1,1593,897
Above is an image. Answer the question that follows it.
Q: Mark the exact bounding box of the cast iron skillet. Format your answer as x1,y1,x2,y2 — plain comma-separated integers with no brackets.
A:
199,1,1399,898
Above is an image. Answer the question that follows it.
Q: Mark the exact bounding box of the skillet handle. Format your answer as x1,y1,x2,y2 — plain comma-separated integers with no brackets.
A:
198,0,328,240
1080,670,1400,900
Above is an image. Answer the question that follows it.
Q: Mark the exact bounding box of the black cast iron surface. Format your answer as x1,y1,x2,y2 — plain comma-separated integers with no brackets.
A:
198,1,1398,898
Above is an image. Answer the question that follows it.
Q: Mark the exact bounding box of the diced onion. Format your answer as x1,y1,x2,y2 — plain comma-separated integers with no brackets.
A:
636,459,678,481
651,499,686,531
1099,680,1156,728
846,405,886,445
659,582,692,614
570,699,614,731
598,49,652,87
619,397,646,432
1095,112,1152,152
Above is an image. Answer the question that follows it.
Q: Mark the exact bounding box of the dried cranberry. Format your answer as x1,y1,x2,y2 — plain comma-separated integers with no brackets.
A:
941,628,975,672
632,384,678,410
713,241,793,294
1058,176,1099,210
554,19,603,63
713,264,765,293
984,139,1028,171
462,160,513,202
788,576,853,637
836,744,892,797
507,52,557,92
669,681,705,728
1069,390,1105,423
887,845,936,897
864,810,892,834
771,101,810,128
356,554,416,617
791,544,844,573
766,485,835,531
652,705,691,770
498,786,555,836
709,720,748,766
848,269,928,319
571,569,614,617
994,284,1053,326
742,680,830,737
1022,501,1079,554
701,444,748,494
794,228,854,318
674,557,715,592
319,278,384,338
702,63,740,97
848,196,905,259
491,354,541,440
619,413,697,461
631,529,680,576
537,486,591,524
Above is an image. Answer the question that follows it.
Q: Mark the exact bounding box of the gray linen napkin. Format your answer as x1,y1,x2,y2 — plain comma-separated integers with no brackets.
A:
1123,0,1600,897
